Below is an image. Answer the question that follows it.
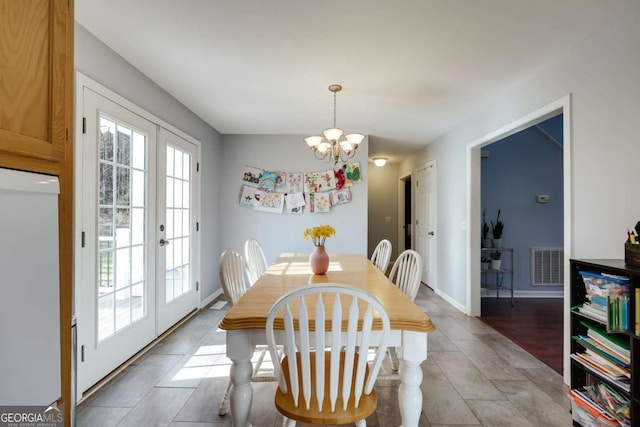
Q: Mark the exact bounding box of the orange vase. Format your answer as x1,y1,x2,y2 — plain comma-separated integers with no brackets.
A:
309,245,330,275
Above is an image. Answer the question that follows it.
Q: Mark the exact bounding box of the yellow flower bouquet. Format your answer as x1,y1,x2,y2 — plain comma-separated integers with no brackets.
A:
303,225,336,247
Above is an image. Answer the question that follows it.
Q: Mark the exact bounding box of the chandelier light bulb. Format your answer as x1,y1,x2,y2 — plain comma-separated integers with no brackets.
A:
305,136,323,148
323,128,343,141
345,133,365,145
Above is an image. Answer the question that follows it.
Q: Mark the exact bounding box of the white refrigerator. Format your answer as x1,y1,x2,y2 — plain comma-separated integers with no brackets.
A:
0,168,61,405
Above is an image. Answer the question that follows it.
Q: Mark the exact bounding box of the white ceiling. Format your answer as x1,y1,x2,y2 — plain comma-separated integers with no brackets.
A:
76,0,632,163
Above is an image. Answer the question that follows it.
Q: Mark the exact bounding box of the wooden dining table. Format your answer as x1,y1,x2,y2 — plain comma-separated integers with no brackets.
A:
219,252,436,427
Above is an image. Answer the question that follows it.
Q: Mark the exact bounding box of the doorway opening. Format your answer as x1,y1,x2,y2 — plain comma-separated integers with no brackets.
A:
467,95,572,382
402,175,411,250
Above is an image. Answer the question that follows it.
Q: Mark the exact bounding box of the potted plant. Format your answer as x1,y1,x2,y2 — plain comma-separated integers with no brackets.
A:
491,209,504,248
481,208,491,248
490,251,502,270
481,256,490,270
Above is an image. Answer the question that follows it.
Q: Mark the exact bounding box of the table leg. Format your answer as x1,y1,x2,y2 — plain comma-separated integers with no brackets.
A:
227,330,254,427
399,331,427,427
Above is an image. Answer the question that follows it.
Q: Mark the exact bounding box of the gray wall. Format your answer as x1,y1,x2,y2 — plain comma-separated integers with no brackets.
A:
219,134,369,263
367,162,399,262
75,23,223,301
399,1,640,310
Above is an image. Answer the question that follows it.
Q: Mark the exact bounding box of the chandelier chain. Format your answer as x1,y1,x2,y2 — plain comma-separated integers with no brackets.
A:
333,90,337,129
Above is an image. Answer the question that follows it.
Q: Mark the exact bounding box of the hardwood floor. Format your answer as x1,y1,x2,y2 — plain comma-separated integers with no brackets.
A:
480,297,564,375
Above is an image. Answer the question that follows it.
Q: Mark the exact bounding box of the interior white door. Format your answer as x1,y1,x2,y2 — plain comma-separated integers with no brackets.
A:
415,162,436,288
156,129,199,334
78,88,157,393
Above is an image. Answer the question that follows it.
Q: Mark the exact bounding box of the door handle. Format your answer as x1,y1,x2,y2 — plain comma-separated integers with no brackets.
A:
428,231,435,236
159,238,170,246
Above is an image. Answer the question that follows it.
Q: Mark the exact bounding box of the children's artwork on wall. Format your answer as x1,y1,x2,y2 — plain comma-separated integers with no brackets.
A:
239,185,260,208
330,188,351,206
241,164,362,214
275,172,287,193
239,185,284,214
309,191,331,213
287,172,304,193
255,191,284,213
259,170,277,190
341,162,362,186
242,166,263,187
304,173,320,193
304,170,336,193
285,192,306,214
334,167,346,190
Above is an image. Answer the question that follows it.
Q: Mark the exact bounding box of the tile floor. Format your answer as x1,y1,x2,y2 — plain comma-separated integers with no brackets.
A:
76,286,573,426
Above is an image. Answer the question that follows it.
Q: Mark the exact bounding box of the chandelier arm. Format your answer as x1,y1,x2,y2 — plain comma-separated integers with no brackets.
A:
312,148,329,161
338,146,356,164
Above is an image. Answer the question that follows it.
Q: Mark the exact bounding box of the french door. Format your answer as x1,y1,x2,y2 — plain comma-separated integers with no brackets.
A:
156,129,199,334
78,88,199,394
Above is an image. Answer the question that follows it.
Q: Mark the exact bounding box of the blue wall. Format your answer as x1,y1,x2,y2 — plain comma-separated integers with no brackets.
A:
481,115,563,293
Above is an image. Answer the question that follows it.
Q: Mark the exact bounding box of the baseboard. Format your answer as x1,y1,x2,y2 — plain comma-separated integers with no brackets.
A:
200,288,223,309
432,286,468,314
481,289,564,298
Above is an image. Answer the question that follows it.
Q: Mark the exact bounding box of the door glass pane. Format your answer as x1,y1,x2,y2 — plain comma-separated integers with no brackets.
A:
165,146,192,303
97,115,148,342
115,288,131,331
131,170,145,207
131,283,144,321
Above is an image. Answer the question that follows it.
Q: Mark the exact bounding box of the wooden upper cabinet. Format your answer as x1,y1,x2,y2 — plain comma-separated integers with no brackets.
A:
0,0,69,162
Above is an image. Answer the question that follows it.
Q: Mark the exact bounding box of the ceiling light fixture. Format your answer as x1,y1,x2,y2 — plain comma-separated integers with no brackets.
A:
304,84,364,166
373,157,388,167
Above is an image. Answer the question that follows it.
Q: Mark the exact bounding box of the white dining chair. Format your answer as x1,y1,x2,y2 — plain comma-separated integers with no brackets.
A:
218,248,278,415
266,283,390,427
370,239,392,274
245,237,268,285
386,249,422,371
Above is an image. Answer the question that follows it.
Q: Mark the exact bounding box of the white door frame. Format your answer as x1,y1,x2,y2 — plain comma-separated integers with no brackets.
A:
466,94,572,383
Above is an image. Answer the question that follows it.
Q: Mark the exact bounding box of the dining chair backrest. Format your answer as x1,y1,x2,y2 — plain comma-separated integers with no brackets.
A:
219,249,249,307
265,284,390,424
370,239,392,273
244,238,268,285
388,249,422,301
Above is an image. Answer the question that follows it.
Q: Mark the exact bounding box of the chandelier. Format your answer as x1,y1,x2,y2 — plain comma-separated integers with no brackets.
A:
304,84,364,166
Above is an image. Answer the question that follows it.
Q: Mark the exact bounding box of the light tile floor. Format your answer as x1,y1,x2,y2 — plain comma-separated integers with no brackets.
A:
77,286,572,426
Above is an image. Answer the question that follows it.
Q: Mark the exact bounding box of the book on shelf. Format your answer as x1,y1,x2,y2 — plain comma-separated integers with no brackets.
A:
572,335,630,368
588,294,608,307
579,270,630,332
575,303,607,322
570,353,631,392
608,294,630,331
582,320,630,357
571,350,629,378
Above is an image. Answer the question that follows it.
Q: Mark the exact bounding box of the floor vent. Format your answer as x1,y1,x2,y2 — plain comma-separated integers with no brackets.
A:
532,247,564,286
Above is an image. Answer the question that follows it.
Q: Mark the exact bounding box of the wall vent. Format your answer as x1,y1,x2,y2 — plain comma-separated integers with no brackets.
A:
531,247,564,286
